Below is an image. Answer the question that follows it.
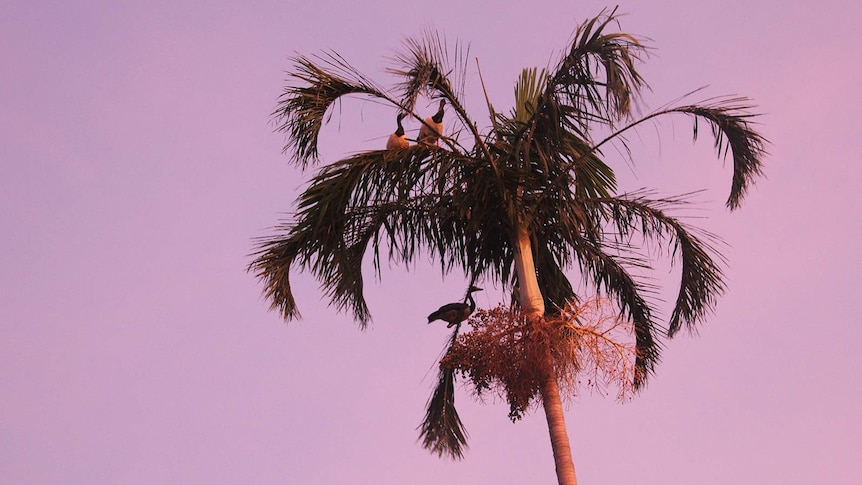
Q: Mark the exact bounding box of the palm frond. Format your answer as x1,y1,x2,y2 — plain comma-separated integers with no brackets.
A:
591,97,768,210
476,58,501,134
498,7,645,207
248,230,303,321
273,52,394,168
562,130,617,199
545,6,648,131
682,99,767,210
534,241,578,315
388,31,499,166
587,192,727,336
570,234,661,388
388,30,469,110
420,329,469,459
250,146,474,324
514,68,550,124
419,366,468,459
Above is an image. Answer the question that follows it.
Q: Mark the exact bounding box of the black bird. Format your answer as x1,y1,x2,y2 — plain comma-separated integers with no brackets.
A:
418,99,445,146
427,285,483,327
386,112,409,150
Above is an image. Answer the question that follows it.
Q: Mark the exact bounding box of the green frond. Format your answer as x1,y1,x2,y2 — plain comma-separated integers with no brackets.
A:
570,235,661,388
588,192,727,336
248,231,303,321
273,52,393,168
546,6,648,130
248,217,373,325
679,99,768,210
563,131,616,199
250,146,485,325
388,31,493,160
497,7,646,197
591,97,768,211
420,328,469,459
419,365,468,459
514,68,550,124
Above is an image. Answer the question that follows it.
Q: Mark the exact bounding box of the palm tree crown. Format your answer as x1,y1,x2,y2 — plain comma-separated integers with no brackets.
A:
250,7,766,481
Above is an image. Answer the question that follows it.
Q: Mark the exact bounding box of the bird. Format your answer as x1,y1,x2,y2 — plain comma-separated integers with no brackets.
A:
417,99,445,146
386,112,410,150
427,285,483,327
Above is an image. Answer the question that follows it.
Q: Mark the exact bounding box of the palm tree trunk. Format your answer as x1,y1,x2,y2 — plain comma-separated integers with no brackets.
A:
540,364,578,485
512,222,578,485
513,223,545,316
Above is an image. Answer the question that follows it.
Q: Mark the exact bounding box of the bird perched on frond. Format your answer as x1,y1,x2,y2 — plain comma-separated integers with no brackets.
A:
386,112,410,150
417,99,445,146
427,285,482,328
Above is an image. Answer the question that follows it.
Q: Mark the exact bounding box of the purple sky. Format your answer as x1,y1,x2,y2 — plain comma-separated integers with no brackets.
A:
2,1,860,484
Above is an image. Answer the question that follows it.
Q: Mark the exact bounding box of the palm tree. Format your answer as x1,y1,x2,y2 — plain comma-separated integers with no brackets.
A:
250,8,766,485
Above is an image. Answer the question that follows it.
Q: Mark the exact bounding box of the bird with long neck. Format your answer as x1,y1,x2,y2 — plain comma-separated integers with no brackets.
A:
386,112,410,150
418,99,445,146
427,285,482,328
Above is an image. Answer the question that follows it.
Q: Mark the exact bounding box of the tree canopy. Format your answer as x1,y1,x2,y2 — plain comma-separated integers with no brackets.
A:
250,7,767,478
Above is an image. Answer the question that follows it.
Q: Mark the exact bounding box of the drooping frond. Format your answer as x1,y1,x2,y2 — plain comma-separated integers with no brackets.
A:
273,52,394,168
569,234,660,388
249,229,303,321
420,328,468,459
420,366,468,459
534,241,578,315
250,146,472,325
682,100,768,210
592,97,768,210
587,191,727,336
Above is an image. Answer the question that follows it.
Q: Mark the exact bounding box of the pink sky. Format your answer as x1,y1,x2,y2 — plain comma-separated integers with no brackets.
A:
2,1,860,484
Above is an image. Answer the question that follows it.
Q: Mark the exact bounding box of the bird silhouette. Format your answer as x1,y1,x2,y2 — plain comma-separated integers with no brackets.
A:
427,285,482,327
417,99,445,146
386,112,409,150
